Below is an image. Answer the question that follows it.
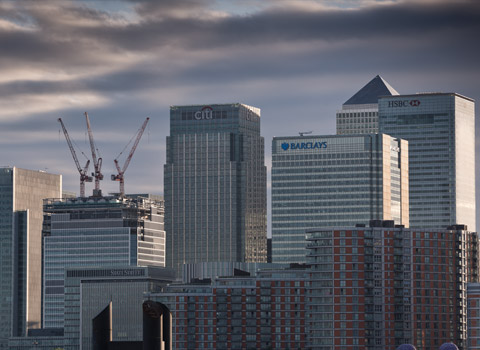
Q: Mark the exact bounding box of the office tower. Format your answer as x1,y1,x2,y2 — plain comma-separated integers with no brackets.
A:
64,266,174,350
306,222,478,350
271,133,408,264
336,75,399,135
379,93,475,230
42,195,166,330
164,103,267,275
0,167,61,348
150,264,308,350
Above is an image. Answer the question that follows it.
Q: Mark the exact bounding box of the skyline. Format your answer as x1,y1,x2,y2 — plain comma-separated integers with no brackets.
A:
0,0,479,232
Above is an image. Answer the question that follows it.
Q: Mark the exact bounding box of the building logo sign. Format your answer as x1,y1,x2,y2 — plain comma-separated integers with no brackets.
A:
281,141,327,151
388,100,421,107
194,106,213,120
109,269,144,277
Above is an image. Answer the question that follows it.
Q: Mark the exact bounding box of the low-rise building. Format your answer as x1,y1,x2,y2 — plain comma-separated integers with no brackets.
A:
150,264,308,350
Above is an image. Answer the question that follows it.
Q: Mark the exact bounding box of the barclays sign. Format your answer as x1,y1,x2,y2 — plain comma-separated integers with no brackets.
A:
281,141,327,151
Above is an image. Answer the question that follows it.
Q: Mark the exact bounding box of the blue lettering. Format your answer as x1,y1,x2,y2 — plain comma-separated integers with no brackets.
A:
322,142,327,148
290,143,296,150
306,142,312,149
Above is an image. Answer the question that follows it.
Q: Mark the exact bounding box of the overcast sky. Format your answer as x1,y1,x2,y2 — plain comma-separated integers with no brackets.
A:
1,0,479,233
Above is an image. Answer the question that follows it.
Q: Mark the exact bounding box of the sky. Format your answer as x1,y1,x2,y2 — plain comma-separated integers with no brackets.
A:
0,0,479,233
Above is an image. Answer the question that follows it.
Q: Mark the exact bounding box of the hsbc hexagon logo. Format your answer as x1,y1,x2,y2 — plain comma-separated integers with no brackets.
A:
410,100,421,107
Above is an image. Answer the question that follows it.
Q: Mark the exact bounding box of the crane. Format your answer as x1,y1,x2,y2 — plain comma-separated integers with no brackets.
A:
58,118,92,197
84,112,103,196
111,117,150,196
299,131,313,137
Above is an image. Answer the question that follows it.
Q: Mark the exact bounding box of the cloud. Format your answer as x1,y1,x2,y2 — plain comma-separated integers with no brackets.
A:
1,0,479,229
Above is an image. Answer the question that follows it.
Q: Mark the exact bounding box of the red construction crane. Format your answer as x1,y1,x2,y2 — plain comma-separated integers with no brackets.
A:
84,112,103,196
58,118,92,197
111,117,150,196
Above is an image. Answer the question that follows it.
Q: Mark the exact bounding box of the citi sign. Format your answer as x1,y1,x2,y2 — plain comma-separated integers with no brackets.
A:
281,141,327,151
194,106,213,120
388,100,421,107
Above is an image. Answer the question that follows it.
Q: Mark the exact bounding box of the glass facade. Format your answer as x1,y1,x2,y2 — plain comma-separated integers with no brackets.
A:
337,104,380,135
271,134,408,264
164,103,267,275
60,266,174,350
0,167,61,349
42,195,165,330
379,93,476,230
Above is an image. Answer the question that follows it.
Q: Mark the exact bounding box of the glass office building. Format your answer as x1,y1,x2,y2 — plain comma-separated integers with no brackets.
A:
271,134,409,263
164,103,267,275
336,75,399,135
42,195,165,329
0,167,61,349
63,266,174,350
379,93,476,230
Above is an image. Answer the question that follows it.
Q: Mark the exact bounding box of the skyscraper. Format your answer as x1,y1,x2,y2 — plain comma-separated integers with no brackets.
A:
0,167,61,348
271,133,408,263
42,194,166,331
379,93,476,230
336,75,399,135
164,103,267,275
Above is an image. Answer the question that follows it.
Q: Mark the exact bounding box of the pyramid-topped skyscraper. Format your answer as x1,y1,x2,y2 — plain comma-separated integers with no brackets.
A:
337,75,399,134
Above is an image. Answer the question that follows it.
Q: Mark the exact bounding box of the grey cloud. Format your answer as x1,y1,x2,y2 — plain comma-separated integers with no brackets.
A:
81,1,480,49
1,0,479,67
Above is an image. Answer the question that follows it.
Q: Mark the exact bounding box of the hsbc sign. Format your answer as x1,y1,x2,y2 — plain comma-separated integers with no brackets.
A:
388,100,421,108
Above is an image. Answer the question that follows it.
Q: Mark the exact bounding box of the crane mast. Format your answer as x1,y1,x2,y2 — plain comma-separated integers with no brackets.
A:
58,118,92,197
111,117,150,196
84,112,103,196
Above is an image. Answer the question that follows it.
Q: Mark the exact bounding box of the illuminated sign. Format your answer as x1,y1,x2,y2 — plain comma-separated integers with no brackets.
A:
281,141,327,151
388,100,421,107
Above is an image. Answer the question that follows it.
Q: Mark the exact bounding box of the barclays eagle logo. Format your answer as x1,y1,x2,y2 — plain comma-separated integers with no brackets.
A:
281,143,289,150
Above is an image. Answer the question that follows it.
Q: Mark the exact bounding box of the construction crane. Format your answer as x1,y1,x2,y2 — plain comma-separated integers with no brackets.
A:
84,112,103,196
299,131,313,137
58,118,92,197
111,117,150,196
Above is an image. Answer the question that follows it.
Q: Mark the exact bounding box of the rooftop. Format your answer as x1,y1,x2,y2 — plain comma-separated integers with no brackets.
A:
344,75,399,105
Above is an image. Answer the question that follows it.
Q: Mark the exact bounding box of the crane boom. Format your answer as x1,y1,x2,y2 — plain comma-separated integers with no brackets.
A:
111,117,150,196
58,118,92,197
84,112,103,196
